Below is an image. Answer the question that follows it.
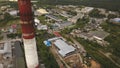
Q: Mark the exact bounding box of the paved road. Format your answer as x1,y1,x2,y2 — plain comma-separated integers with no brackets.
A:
14,41,23,58
13,41,26,68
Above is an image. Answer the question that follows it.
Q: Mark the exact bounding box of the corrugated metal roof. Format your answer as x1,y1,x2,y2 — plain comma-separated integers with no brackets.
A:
54,39,75,57
112,18,120,23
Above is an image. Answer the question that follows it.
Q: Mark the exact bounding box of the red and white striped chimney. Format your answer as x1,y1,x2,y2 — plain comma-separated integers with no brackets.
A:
18,0,39,68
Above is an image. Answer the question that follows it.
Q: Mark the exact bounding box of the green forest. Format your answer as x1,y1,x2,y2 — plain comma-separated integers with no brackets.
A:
35,0,120,11
1,0,120,11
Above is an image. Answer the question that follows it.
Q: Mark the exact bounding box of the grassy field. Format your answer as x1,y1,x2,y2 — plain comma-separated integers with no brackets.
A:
101,21,120,58
104,33,120,57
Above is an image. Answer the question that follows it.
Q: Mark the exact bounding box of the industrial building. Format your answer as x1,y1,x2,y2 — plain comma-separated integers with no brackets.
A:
81,7,94,13
0,42,12,58
0,42,13,68
35,8,48,16
48,37,62,41
44,37,76,57
9,0,17,2
110,18,120,24
54,39,76,57
37,25,48,30
57,21,73,29
45,14,62,22
52,21,73,30
8,10,18,16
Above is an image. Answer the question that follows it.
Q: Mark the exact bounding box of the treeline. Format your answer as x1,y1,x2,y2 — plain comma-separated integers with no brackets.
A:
36,0,120,11
89,9,106,18
0,1,18,9
0,0,120,11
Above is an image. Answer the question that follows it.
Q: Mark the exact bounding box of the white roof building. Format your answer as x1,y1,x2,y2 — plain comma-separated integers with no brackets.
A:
9,0,17,1
54,39,75,57
8,10,18,16
110,18,120,23
34,18,40,23
0,42,12,54
35,8,48,15
34,18,40,26
48,37,61,41
81,7,94,13
37,25,48,30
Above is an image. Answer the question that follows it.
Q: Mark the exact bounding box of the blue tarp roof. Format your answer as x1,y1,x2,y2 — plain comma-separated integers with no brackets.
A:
44,40,51,47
